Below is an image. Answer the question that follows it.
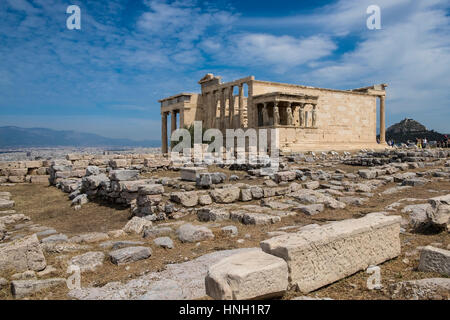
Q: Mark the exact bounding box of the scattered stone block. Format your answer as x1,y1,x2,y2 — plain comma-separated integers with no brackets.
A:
181,167,207,182
205,248,288,300
0,234,46,272
70,251,105,272
153,237,174,249
11,278,66,298
418,246,450,276
210,187,240,203
389,278,450,300
260,213,402,293
0,199,14,209
171,191,199,207
176,223,214,243
123,217,153,235
197,207,230,222
109,246,152,265
110,170,139,181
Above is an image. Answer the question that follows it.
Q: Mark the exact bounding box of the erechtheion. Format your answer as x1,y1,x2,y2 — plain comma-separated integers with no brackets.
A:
159,74,387,153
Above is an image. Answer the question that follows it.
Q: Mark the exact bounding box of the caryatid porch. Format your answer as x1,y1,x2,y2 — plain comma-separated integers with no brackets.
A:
253,92,319,128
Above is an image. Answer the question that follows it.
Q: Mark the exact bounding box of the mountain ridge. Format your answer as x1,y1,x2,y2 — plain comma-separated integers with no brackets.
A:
0,126,161,148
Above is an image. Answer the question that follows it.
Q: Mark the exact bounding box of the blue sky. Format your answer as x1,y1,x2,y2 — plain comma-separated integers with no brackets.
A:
0,0,449,140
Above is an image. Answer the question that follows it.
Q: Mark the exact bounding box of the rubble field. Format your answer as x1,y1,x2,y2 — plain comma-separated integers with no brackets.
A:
0,148,449,300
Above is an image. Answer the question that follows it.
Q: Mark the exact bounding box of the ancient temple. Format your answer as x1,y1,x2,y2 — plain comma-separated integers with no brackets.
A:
159,74,387,153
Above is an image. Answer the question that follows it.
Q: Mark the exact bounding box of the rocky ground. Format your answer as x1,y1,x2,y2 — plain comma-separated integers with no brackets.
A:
0,148,449,300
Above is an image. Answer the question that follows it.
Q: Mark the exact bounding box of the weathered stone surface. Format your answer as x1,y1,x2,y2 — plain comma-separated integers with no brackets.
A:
0,199,14,209
70,251,105,272
418,246,450,276
241,213,281,225
40,234,68,243
123,217,153,235
221,226,238,237
176,223,214,243
197,207,230,222
143,227,173,238
68,248,256,300
0,277,7,289
389,278,450,300
109,246,152,265
205,248,288,300
0,234,46,272
0,191,11,200
170,191,199,207
210,187,240,203
296,204,324,215
11,278,66,298
260,213,401,293
274,171,296,183
100,240,144,250
70,232,109,243
198,194,213,205
85,166,100,176
153,237,174,249
138,184,164,195
402,204,434,232
72,194,88,206
358,169,377,179
303,181,320,190
181,167,207,182
110,170,139,181
338,196,367,206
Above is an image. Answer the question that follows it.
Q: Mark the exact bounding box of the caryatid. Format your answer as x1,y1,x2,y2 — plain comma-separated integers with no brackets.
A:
286,104,294,125
273,102,280,126
299,104,305,127
262,103,269,126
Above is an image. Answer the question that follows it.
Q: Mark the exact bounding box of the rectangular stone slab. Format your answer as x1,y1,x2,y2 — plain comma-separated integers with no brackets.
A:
205,248,288,300
180,167,207,181
260,213,401,293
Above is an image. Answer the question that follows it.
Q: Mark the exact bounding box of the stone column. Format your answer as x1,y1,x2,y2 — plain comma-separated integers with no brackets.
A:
161,112,168,154
229,86,234,128
179,108,185,129
220,88,226,131
211,91,217,128
171,110,177,134
238,84,244,127
311,105,317,128
273,102,280,126
380,95,386,143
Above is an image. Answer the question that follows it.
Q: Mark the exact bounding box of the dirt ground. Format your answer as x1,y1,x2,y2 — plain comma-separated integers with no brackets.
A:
0,164,449,300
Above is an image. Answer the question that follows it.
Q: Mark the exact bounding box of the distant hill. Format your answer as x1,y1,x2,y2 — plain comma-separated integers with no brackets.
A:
385,118,446,143
0,126,160,148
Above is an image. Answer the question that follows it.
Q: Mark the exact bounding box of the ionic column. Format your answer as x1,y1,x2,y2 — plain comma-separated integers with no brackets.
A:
211,91,217,128
229,86,234,128
179,108,185,129
238,84,244,127
220,88,226,131
161,112,168,154
171,110,177,134
380,95,386,143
